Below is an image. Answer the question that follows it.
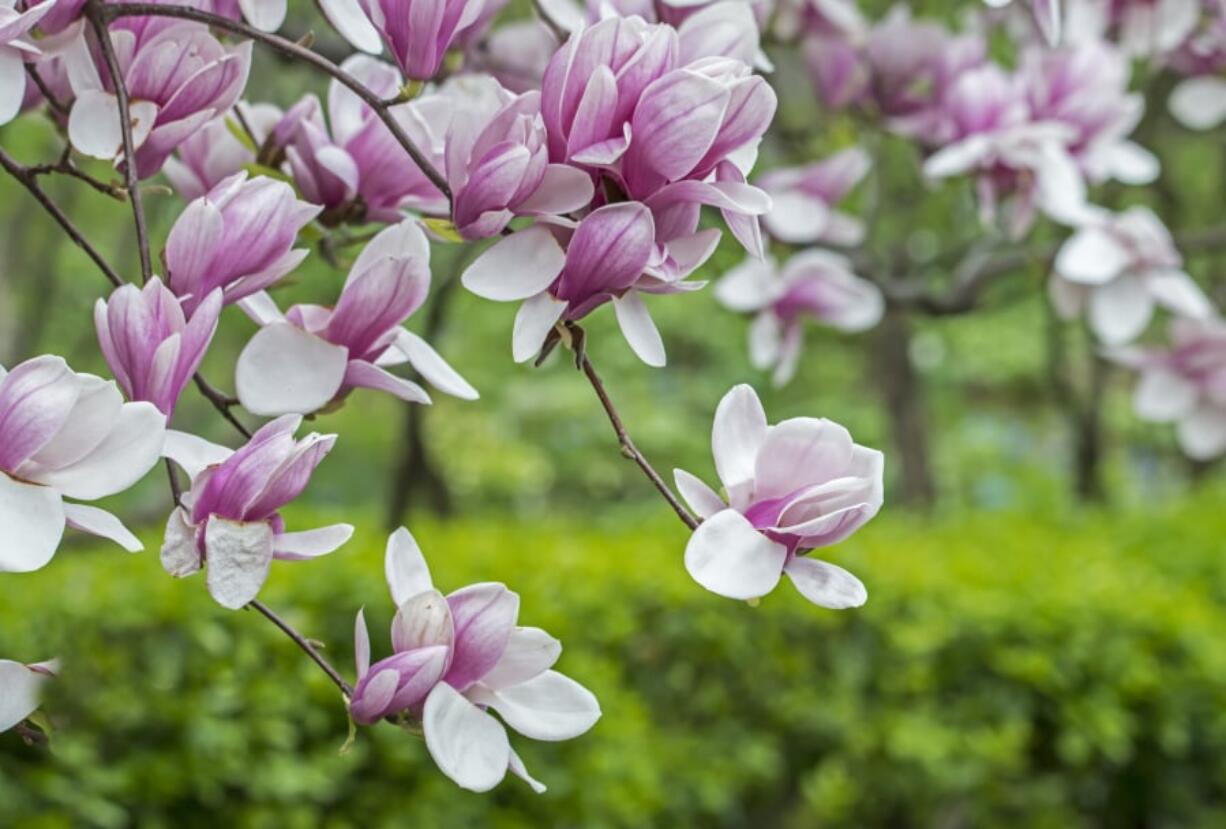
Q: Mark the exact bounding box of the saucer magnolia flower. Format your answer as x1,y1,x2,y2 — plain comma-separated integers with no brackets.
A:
0,356,165,573
164,103,283,200
95,279,222,418
1167,13,1226,130
161,416,353,609
447,84,593,239
164,171,321,315
0,0,54,126
236,220,477,416
675,384,883,607
342,0,487,81
716,250,884,386
349,528,601,792
756,147,869,246
279,56,449,223
923,64,1090,236
0,658,57,733
66,22,252,177
1109,318,1226,460
984,0,1061,45
464,202,699,367
1050,206,1211,345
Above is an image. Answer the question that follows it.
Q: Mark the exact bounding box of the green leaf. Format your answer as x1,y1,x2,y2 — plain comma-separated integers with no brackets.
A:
422,217,464,243
225,117,259,154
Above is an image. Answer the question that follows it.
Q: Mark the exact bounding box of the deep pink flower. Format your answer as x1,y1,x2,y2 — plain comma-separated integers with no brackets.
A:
333,0,487,81
234,220,478,415
350,527,600,792
94,278,222,417
161,416,353,609
675,384,883,606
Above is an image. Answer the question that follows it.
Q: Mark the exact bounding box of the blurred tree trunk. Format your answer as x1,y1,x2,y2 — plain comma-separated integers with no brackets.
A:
872,309,936,509
384,252,467,528
1045,304,1107,502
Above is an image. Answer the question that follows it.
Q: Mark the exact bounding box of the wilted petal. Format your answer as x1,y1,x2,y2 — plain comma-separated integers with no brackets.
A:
160,507,200,577
684,509,787,600
204,517,275,610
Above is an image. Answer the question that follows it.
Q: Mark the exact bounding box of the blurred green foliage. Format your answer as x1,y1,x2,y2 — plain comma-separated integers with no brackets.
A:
4,491,1226,827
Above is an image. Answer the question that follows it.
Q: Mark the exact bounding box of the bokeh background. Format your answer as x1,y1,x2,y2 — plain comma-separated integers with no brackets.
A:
3,1,1226,826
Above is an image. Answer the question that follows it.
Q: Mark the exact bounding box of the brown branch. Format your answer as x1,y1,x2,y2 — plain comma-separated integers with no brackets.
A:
247,599,353,697
192,373,252,439
14,721,49,747
25,64,68,115
530,0,568,42
0,147,124,288
571,330,699,530
85,2,153,284
102,2,453,205
29,150,126,200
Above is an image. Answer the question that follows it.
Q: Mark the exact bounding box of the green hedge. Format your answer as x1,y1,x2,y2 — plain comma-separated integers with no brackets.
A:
3,494,1226,828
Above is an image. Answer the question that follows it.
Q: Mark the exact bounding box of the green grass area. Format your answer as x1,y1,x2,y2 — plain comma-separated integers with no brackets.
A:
4,494,1226,828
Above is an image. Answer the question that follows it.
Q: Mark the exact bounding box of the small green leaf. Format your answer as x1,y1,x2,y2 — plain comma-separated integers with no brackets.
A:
225,117,259,154
422,218,464,243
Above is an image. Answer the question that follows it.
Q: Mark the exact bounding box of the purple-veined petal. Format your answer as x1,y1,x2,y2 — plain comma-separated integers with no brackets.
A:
516,164,595,216
392,588,455,653
444,583,519,692
683,508,787,600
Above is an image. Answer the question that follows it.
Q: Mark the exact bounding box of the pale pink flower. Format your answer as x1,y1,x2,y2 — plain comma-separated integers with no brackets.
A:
756,147,869,246
0,0,55,126
163,103,283,201
0,658,57,732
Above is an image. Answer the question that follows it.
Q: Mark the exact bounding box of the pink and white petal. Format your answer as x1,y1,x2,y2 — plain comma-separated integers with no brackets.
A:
394,329,479,400
673,468,726,520
319,0,383,53
683,509,787,600
444,583,520,692
385,526,434,606
784,556,867,609
0,47,25,126
481,627,562,690
272,523,354,560
0,660,48,733
922,135,992,179
462,226,566,302
612,291,666,368
350,668,400,724
422,682,512,793
512,292,568,363
469,670,600,741
391,588,454,653
1055,227,1130,285
344,361,432,404
160,507,201,577
20,374,121,473
762,191,830,244
714,257,779,312
238,0,286,32
237,292,286,326
354,608,371,679
0,473,64,574
63,503,141,552
1178,405,1226,460
35,401,165,501
1088,276,1154,346
754,417,855,500
711,383,768,492
1133,369,1198,423
162,429,233,480
1148,270,1213,319
516,164,595,216
508,749,547,794
204,517,275,610
235,323,349,416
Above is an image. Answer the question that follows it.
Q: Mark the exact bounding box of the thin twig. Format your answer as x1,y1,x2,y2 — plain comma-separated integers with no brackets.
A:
25,64,68,115
572,333,700,530
0,147,124,287
14,721,49,747
247,600,353,697
193,373,252,439
86,2,153,284
102,3,453,205
530,0,569,41
29,155,126,200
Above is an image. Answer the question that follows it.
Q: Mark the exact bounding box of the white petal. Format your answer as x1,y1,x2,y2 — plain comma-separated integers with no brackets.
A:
516,164,596,215
0,661,48,732
612,291,666,367
160,507,200,577
0,473,64,573
1178,405,1226,460
711,384,768,492
204,517,275,610
273,524,353,560
235,323,349,416
395,329,479,400
1104,142,1159,185
672,468,726,520
683,509,787,600
63,503,141,552
1089,276,1154,345
30,401,165,501
163,429,233,480
0,47,25,127
68,89,124,159
508,749,547,794
1132,370,1198,422
762,191,830,244
470,670,601,742
462,227,566,302
237,291,285,326
714,256,779,312
512,292,567,363
1055,227,1130,285
1149,270,1212,319
385,526,433,606
319,0,383,53
784,556,867,609
238,0,286,31
423,682,511,793
1169,76,1226,130
481,627,562,690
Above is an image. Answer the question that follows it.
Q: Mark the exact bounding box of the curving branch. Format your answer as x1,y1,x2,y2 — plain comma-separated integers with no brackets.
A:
248,599,353,697
85,2,154,284
102,2,453,206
